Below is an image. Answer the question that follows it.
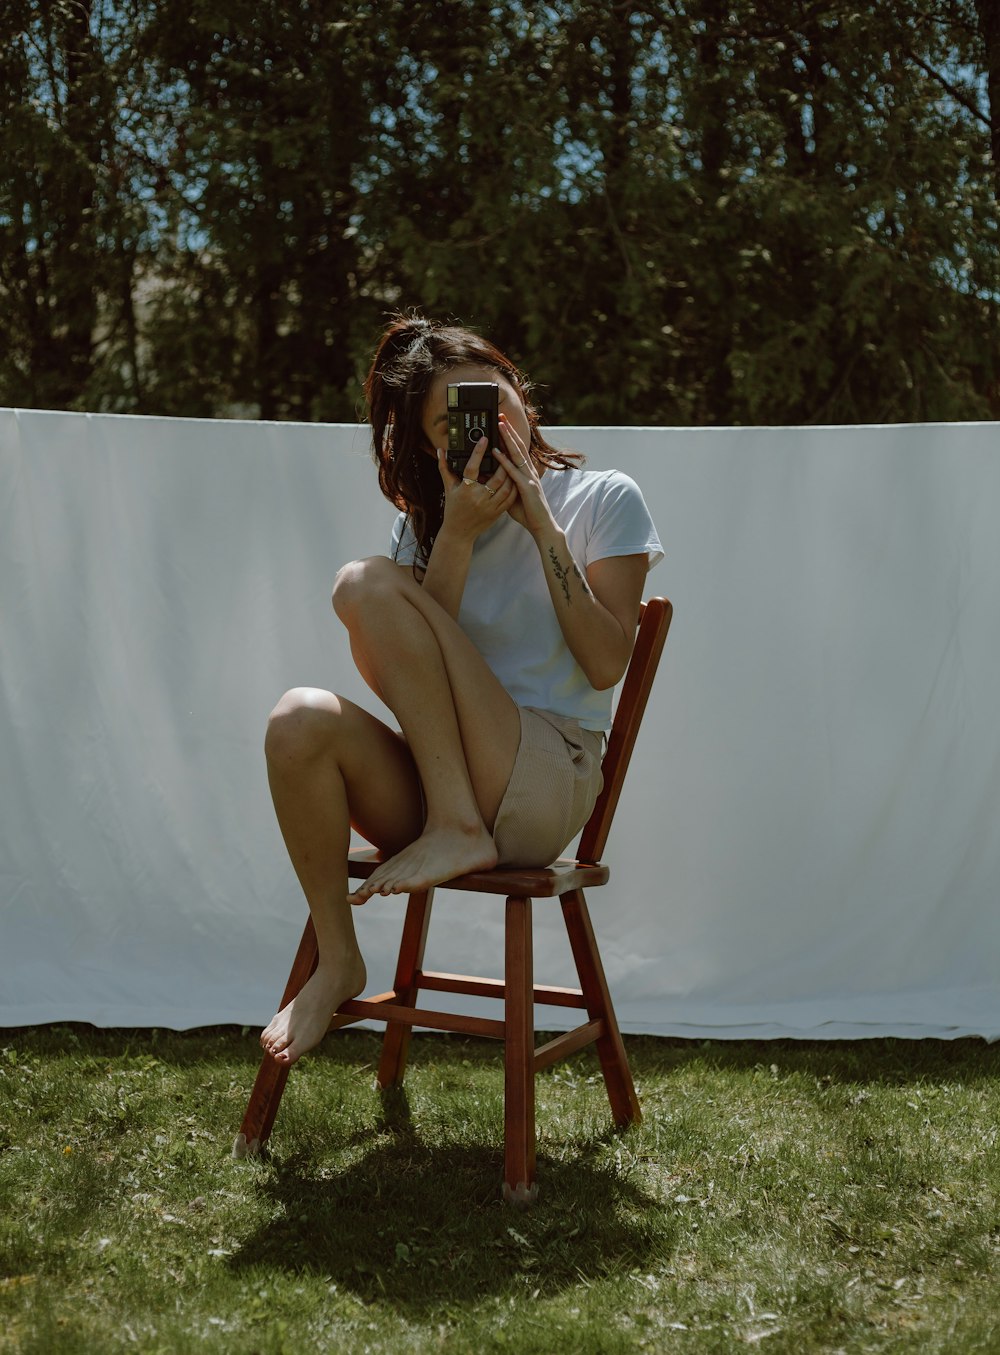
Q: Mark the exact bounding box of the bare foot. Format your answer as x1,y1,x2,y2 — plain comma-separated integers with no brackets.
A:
260,955,367,1065
347,824,498,903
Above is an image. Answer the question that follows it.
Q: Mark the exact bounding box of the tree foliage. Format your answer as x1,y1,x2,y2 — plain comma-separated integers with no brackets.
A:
2,0,998,424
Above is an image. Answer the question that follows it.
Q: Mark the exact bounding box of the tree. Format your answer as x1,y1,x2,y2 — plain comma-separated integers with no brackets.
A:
139,0,382,419
2,0,124,407
2,0,997,422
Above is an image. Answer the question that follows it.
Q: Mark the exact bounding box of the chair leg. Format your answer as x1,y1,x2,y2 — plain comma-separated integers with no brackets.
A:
560,888,641,1129
233,916,319,1158
502,895,538,1206
376,888,434,1090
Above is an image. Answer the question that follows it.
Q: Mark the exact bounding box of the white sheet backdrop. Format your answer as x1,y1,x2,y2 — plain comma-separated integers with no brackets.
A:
2,408,999,1039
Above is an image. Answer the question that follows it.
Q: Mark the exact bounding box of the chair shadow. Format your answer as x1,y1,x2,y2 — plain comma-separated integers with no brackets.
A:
229,1086,671,1312
626,1033,1000,1088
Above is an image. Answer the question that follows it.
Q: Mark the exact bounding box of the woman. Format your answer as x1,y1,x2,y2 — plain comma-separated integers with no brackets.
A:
260,316,662,1065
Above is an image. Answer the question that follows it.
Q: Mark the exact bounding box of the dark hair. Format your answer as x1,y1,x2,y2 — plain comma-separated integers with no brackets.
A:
364,312,583,567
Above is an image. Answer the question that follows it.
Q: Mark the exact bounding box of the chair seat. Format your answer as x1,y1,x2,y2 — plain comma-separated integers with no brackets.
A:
347,846,610,897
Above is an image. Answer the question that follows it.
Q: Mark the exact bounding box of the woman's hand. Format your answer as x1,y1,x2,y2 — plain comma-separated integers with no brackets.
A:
493,414,558,538
419,439,517,619
436,437,518,543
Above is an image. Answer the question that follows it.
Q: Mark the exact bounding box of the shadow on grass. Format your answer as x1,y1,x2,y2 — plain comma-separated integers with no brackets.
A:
0,1023,296,1069
8,1024,998,1087
229,1104,670,1312
627,1033,1000,1087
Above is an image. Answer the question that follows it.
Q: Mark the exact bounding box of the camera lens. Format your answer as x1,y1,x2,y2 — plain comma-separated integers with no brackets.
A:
468,425,486,444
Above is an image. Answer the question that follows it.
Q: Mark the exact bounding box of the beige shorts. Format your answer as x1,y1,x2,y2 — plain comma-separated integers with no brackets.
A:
491,707,605,868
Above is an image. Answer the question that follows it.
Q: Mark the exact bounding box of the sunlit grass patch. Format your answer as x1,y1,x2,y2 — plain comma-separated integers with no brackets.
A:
1,1028,999,1353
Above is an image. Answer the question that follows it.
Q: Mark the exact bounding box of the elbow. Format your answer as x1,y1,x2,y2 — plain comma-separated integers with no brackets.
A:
589,674,622,693
583,639,633,691
585,657,630,692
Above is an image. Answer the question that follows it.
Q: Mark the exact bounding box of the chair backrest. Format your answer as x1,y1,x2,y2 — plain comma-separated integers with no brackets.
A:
575,597,673,864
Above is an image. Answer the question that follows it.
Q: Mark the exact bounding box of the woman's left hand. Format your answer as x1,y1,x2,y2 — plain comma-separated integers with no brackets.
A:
494,414,557,538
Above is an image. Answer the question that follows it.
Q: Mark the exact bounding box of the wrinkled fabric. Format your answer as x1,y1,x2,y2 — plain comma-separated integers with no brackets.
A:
2,409,999,1039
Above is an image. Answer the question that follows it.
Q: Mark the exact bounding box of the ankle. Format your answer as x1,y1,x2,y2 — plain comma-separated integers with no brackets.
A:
423,813,489,838
313,943,366,975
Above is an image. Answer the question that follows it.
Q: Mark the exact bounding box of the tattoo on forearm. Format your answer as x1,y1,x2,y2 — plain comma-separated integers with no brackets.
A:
549,548,593,605
572,561,594,598
548,547,572,603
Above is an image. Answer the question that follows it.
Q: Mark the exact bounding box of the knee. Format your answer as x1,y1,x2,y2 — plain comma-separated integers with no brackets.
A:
332,555,401,622
265,688,341,764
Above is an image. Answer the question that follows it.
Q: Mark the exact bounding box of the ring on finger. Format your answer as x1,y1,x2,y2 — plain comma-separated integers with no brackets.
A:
462,477,477,487
485,485,497,496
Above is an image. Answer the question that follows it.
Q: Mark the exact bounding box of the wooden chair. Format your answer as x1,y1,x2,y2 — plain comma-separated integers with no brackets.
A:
235,596,673,1205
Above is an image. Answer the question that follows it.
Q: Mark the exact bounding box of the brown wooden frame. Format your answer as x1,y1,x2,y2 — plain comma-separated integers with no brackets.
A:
234,597,673,1204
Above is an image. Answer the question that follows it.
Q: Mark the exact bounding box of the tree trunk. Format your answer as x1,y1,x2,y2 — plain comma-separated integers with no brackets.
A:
694,0,734,422
975,0,1000,202
58,0,101,404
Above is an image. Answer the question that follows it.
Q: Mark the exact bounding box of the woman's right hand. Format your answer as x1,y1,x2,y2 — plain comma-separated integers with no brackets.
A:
436,438,518,541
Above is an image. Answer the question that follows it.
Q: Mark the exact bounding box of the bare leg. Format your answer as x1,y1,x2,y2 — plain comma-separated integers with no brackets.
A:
332,557,522,903
259,689,424,1065
261,557,521,1062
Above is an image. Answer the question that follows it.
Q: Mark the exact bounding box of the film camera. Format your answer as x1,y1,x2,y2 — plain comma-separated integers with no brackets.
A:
446,382,499,479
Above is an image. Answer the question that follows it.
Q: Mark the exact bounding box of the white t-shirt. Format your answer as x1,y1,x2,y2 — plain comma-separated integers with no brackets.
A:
390,466,664,731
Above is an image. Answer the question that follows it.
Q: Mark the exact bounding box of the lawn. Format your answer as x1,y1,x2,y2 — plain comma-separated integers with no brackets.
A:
1,1026,999,1353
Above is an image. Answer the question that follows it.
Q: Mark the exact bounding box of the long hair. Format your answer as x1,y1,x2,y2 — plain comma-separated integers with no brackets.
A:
363,313,583,567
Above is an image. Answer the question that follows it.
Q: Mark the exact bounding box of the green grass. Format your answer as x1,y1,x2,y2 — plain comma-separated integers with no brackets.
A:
2,1027,999,1353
